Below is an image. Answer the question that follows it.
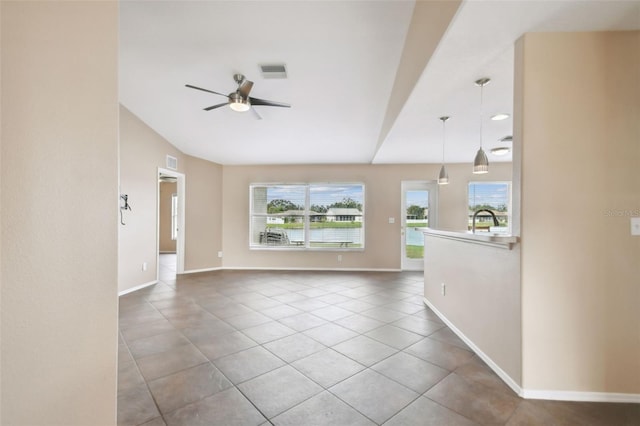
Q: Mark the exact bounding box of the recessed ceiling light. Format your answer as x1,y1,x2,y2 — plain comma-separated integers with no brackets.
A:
491,113,510,121
499,135,513,143
491,147,511,156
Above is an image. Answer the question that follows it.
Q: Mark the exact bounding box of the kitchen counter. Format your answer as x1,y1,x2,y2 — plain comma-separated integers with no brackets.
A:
421,227,522,391
420,228,519,250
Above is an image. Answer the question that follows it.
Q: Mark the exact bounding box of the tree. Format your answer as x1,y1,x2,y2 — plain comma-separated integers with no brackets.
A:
469,204,507,212
268,199,302,213
310,204,327,213
406,205,425,219
329,197,362,211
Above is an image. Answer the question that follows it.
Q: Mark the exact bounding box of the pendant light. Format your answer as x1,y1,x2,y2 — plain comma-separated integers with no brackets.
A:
437,116,450,185
473,78,490,174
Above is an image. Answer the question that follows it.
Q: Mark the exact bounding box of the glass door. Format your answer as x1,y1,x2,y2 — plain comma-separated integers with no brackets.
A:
401,181,437,271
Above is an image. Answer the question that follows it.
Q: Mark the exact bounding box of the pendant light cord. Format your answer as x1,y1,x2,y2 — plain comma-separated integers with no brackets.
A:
441,118,446,165
479,82,484,149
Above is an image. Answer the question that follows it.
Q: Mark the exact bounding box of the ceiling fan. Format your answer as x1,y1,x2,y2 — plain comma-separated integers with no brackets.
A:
186,74,291,119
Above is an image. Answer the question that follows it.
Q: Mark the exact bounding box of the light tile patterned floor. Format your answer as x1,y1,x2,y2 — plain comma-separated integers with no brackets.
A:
118,259,639,425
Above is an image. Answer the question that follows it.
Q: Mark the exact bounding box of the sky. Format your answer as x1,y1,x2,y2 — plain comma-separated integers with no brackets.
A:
404,183,510,210
468,182,509,207
265,184,363,207
261,182,508,209
405,190,429,208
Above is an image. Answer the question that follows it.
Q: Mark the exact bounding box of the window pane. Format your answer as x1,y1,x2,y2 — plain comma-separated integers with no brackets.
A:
250,183,365,249
468,182,510,232
309,184,364,248
405,190,429,258
251,185,306,247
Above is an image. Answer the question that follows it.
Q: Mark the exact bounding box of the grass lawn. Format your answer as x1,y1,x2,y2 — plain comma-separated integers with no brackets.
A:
406,245,424,259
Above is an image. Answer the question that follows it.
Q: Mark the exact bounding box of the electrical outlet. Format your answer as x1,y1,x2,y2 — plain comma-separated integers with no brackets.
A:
218,251,223,258
631,217,640,236
142,262,147,271
388,217,395,224
441,283,446,296
337,255,343,262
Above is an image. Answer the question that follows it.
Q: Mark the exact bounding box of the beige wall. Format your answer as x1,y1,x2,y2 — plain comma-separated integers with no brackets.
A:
119,105,185,291
159,181,177,253
1,1,119,424
424,236,521,386
517,31,640,394
221,162,511,269
184,155,223,271
119,106,223,292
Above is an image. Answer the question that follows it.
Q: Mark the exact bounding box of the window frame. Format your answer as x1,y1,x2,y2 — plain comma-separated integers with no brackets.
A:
170,193,178,241
249,182,366,251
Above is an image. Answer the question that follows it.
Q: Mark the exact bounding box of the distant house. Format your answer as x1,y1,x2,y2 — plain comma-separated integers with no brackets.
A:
266,216,285,224
467,210,509,225
275,209,306,224
326,208,363,222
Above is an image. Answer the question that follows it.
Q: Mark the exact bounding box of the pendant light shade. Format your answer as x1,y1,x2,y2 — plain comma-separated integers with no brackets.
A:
473,147,489,174
473,78,490,174
437,116,450,185
438,164,449,184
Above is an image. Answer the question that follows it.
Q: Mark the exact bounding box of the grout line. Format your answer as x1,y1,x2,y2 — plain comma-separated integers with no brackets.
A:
117,271,447,425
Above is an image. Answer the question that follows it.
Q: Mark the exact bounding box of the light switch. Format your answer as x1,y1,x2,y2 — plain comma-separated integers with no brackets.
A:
631,217,640,236
388,217,395,224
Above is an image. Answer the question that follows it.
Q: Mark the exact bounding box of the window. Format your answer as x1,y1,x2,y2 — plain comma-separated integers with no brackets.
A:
468,182,511,232
250,183,364,249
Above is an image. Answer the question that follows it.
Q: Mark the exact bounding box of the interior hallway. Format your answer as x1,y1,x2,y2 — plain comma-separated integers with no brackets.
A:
117,271,639,425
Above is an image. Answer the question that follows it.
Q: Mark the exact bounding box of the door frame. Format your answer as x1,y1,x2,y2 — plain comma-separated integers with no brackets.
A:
401,180,438,271
157,168,185,276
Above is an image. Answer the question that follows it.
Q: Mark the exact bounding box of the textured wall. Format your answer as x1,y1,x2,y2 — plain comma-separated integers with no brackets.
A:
517,31,640,395
1,1,119,424
221,162,510,270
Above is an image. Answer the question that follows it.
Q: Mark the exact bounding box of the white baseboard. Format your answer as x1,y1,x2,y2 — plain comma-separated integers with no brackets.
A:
180,267,223,274
119,280,158,296
221,266,402,272
424,297,640,404
153,266,402,278
423,297,524,397
522,389,640,404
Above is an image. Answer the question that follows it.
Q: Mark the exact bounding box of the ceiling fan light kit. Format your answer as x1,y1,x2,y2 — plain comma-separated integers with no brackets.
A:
229,92,250,112
186,73,291,118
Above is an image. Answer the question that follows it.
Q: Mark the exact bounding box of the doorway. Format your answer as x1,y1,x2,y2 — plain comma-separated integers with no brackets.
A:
401,181,437,271
158,168,185,280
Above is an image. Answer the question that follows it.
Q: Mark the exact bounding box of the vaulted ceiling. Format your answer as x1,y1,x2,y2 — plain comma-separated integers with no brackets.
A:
119,0,640,166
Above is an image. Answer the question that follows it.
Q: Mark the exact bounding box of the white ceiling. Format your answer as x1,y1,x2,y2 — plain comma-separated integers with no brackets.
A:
119,0,640,166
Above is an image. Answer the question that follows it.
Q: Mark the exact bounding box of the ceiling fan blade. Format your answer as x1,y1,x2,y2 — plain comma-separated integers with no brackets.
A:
203,102,228,111
185,84,228,97
250,107,263,120
249,97,291,108
239,80,254,98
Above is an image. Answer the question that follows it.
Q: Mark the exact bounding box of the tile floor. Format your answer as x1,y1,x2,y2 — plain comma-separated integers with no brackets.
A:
118,256,639,425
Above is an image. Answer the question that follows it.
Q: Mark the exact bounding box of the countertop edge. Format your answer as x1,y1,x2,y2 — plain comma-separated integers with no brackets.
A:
419,228,519,249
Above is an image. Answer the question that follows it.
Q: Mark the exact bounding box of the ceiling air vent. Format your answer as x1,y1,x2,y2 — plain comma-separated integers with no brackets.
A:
166,155,178,170
260,63,287,79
